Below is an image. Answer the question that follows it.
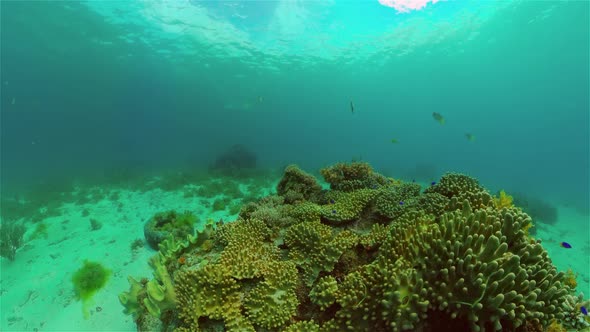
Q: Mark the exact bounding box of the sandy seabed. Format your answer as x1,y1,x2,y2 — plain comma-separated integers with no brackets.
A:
1,183,588,332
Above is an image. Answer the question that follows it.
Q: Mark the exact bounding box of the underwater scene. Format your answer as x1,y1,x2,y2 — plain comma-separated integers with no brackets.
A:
1,1,589,331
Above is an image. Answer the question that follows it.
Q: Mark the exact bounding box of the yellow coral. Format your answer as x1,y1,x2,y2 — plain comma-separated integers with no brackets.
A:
522,219,534,237
493,190,514,209
564,268,578,289
545,319,567,332
387,177,403,186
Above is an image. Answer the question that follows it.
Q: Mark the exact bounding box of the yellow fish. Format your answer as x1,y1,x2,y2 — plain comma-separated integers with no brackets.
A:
391,138,399,144
432,112,445,125
465,133,475,141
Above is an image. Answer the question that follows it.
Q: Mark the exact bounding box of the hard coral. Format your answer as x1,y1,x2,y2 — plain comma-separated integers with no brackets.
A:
373,183,421,220
321,189,378,223
320,162,388,192
425,172,493,210
119,162,584,332
310,275,338,309
284,221,358,285
143,210,197,250
277,164,323,204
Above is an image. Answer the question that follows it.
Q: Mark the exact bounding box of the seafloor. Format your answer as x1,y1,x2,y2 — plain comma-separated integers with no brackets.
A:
0,162,589,331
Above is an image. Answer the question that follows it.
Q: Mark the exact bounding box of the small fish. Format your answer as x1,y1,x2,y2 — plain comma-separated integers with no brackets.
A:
581,306,588,315
431,181,436,186
350,101,354,113
412,179,416,183
329,199,335,204
465,133,475,142
332,209,337,214
560,242,572,249
399,201,404,205
432,112,445,125
391,138,399,144
257,96,264,103
11,97,16,105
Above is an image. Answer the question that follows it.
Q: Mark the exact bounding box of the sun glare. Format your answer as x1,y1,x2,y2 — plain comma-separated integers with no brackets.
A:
378,0,440,13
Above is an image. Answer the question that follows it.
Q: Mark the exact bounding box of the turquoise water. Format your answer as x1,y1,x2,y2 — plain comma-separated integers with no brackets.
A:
1,1,589,331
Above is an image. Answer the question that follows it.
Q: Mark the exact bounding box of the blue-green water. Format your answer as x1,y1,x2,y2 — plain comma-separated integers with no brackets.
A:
0,1,589,331
2,1,588,211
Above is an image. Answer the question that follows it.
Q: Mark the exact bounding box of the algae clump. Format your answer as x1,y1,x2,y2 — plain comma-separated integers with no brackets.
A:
72,260,111,318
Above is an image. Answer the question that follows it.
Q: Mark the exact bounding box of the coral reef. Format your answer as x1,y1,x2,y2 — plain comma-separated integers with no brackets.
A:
276,165,323,204
493,189,514,209
143,210,197,250
320,162,389,192
119,162,586,332
425,172,493,210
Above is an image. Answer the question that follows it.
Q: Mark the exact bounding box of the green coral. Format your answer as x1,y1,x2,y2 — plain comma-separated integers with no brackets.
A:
373,183,421,219
175,231,299,331
243,261,299,329
143,253,177,317
320,162,388,192
118,276,145,319
310,275,338,309
284,320,320,332
119,252,177,321
119,162,584,332
378,202,571,331
425,172,493,210
143,210,197,250
285,221,358,285
277,164,323,203
72,260,111,318
287,201,322,223
408,192,450,217
321,189,378,223
72,260,110,300
175,264,249,331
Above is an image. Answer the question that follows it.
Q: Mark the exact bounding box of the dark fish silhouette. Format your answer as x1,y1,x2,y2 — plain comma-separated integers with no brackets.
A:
432,112,445,124
350,101,354,113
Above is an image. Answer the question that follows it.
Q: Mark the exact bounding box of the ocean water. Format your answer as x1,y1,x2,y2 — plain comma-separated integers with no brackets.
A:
1,1,588,331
